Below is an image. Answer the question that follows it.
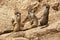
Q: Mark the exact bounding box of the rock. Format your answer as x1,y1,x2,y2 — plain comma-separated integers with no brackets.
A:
5,37,29,40
5,31,25,38
0,5,14,34
52,2,59,11
23,21,32,30
40,32,60,40
0,33,11,40
0,0,60,40
21,10,28,23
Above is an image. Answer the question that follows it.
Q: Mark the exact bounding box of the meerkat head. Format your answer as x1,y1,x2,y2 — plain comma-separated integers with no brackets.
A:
43,4,50,9
28,8,35,14
15,12,21,16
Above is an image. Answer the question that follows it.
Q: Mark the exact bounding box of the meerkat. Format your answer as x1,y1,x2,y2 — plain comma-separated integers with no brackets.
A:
29,8,38,27
40,4,50,26
0,12,21,35
23,8,38,28
12,12,21,32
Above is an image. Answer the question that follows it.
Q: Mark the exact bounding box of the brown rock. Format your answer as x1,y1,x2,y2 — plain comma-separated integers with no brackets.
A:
23,21,32,30
5,37,29,40
0,5,14,33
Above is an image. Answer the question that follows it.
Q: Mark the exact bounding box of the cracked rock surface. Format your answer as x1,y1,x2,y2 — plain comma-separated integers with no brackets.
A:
0,0,60,40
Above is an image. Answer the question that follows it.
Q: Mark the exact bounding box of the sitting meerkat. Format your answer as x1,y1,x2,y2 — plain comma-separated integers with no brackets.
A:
23,8,38,28
40,4,50,26
28,8,38,27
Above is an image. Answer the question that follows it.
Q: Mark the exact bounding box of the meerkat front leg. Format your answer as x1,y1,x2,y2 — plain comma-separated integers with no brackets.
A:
12,18,16,27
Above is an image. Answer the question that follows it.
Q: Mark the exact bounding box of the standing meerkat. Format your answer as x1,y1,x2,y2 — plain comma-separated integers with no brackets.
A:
40,4,50,26
12,12,21,32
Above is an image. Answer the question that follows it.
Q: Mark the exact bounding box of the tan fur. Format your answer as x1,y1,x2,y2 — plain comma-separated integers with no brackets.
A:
13,11,21,32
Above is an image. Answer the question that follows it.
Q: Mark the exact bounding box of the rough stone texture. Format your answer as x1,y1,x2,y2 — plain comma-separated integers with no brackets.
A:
0,4,14,33
0,0,60,40
3,37,29,40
